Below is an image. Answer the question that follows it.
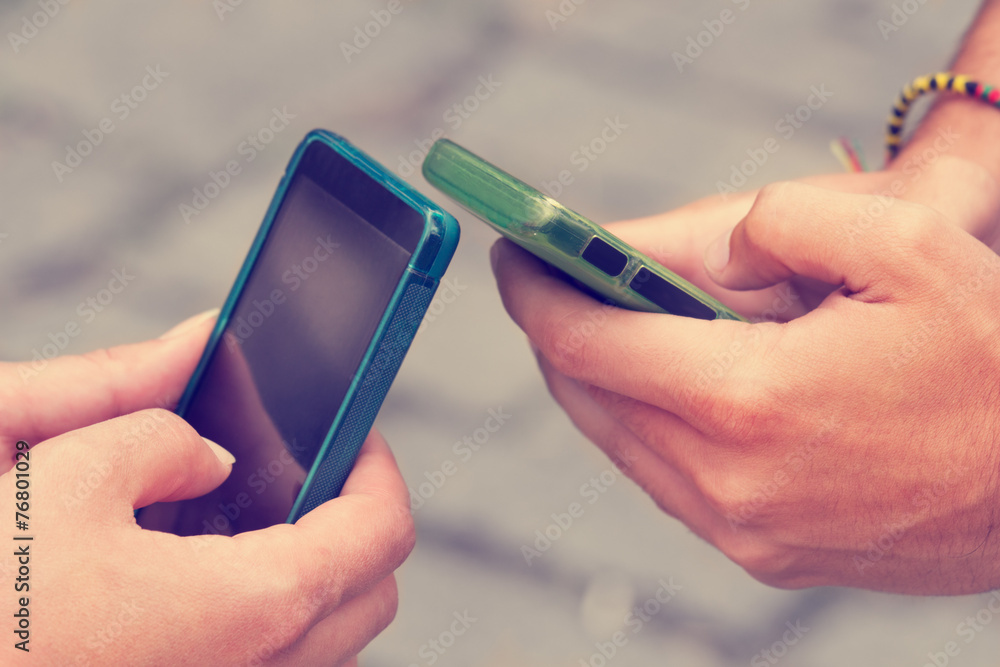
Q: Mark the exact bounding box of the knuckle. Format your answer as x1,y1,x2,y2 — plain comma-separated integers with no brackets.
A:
372,576,401,632
714,532,797,588
270,542,338,626
860,208,954,293
207,555,310,660
81,345,120,368
288,544,341,603
251,618,301,662
750,181,794,222
143,407,183,428
247,614,304,663
700,463,795,534
698,470,760,521
81,347,127,414
122,408,192,452
880,206,948,265
699,373,788,445
741,183,797,278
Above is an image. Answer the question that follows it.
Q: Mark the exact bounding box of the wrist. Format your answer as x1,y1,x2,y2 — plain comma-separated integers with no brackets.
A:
895,94,1000,190
889,111,1000,242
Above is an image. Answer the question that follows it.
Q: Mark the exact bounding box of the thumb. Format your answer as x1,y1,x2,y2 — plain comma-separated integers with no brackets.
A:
702,181,955,300
37,409,235,512
4,309,218,446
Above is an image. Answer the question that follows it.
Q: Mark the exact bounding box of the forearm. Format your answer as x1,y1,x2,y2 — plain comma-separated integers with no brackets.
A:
897,0,1000,184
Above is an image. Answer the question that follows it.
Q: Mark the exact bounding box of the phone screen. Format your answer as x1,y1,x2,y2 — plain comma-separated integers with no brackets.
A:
138,142,424,537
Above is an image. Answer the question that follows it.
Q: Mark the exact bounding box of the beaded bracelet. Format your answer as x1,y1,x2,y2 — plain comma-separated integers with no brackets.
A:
886,72,999,161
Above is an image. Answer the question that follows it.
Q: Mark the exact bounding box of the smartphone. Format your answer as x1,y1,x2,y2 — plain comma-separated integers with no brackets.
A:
137,130,460,537
422,139,744,321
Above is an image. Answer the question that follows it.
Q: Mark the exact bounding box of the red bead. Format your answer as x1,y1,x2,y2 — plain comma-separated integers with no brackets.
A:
989,89,1000,104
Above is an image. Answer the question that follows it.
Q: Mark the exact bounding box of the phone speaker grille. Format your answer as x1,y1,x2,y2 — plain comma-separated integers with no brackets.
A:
296,279,436,518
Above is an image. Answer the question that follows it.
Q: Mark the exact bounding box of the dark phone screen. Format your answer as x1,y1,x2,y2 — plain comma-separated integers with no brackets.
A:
138,141,422,537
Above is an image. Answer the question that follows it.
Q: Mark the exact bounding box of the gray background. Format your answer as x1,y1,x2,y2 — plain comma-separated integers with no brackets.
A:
3,1,999,665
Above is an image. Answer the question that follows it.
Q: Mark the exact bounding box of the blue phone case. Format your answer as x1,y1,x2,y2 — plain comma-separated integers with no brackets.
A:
175,130,460,523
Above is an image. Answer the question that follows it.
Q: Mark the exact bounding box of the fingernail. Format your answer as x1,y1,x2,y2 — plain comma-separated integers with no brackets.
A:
704,227,733,275
203,437,235,466
159,308,220,340
489,241,501,276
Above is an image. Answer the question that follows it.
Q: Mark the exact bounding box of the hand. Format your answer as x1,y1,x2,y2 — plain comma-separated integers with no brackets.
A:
0,313,414,665
608,154,1000,322
492,182,1000,595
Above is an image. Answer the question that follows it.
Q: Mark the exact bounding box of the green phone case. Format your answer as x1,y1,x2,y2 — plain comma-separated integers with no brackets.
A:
422,139,745,321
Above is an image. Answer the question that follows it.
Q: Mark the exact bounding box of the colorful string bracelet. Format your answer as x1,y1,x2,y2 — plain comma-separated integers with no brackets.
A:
885,72,1000,162
830,136,868,173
